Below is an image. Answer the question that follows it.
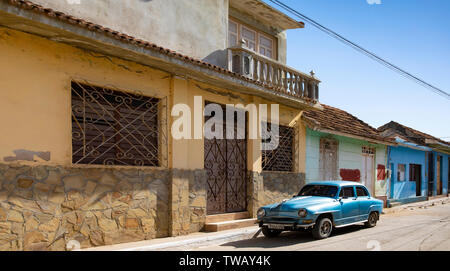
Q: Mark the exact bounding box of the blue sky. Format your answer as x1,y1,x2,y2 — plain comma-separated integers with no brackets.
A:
264,0,450,141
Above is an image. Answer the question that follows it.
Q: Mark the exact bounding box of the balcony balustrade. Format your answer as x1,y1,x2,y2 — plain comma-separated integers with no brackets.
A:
227,41,320,101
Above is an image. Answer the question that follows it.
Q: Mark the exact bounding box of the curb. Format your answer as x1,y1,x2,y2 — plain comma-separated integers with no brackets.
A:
382,197,450,215
119,227,260,251
82,226,260,251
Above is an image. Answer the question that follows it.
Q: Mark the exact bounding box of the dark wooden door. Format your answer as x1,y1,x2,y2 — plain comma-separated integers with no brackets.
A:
204,104,247,215
437,156,442,195
428,152,434,196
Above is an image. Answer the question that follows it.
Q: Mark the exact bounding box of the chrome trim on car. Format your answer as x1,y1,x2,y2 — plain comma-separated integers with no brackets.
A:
334,220,368,228
261,223,315,229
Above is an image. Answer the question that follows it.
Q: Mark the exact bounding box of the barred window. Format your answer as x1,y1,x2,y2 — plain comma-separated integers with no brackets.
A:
262,123,295,172
71,82,161,166
362,146,375,155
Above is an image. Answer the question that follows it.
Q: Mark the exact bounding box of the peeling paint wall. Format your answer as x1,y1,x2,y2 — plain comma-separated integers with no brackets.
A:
388,146,427,199
388,146,449,199
30,0,229,66
305,127,388,197
0,26,303,170
0,27,171,166
0,27,307,249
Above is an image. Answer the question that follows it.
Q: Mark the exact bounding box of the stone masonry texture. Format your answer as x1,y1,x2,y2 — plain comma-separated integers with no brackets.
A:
260,171,306,206
0,163,171,251
0,162,303,251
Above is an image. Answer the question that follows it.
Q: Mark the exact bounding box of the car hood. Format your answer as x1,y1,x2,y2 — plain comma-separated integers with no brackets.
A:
265,196,336,212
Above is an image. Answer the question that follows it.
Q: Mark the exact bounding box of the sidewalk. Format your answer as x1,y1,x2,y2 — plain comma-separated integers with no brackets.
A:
81,225,259,251
82,195,449,251
382,195,449,214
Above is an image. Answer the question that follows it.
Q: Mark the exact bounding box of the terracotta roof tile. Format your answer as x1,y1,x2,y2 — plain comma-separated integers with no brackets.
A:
3,0,317,104
378,121,449,146
303,104,390,142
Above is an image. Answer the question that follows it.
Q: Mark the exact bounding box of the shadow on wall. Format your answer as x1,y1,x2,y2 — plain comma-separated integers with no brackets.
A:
202,50,228,69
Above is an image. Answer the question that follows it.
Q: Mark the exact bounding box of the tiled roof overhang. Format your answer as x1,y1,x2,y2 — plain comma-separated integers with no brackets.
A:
303,104,395,145
425,139,450,155
378,121,450,152
0,0,319,110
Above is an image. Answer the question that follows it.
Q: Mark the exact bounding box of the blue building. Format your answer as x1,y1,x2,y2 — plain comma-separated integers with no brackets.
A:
379,122,450,205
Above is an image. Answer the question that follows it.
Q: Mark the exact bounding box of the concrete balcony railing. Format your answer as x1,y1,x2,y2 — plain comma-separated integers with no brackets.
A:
227,42,320,101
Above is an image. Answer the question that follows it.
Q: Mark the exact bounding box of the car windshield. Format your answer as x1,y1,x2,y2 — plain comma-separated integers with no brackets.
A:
297,185,338,198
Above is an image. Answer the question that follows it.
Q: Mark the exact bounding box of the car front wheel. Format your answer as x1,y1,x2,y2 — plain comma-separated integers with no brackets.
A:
312,217,333,239
365,212,378,228
261,227,282,238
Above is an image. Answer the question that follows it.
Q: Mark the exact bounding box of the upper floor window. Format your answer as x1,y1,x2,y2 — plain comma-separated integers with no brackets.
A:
228,18,276,60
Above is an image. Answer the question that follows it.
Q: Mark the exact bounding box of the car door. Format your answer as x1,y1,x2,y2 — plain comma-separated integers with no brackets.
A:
356,186,371,221
337,186,359,225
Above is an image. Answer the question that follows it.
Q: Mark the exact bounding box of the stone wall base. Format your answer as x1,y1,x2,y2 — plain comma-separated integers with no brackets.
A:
0,163,306,250
0,163,209,251
247,171,305,217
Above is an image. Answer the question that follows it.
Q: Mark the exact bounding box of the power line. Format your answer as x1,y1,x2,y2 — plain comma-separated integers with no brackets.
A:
268,0,450,100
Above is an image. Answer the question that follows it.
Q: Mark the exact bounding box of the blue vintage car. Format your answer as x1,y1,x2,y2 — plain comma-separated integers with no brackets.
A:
257,181,383,239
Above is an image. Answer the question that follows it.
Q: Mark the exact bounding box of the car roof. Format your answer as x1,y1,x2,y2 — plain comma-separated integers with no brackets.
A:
306,181,366,187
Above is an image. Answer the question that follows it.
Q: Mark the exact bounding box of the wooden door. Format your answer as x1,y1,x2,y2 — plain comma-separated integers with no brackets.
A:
437,156,442,195
362,154,375,195
319,138,338,180
204,103,247,215
428,153,434,196
414,165,422,196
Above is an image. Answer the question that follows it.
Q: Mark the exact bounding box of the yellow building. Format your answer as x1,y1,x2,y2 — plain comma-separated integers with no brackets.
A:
0,0,320,250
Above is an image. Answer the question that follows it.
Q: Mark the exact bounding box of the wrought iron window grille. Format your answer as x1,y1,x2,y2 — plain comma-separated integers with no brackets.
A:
71,81,168,167
262,123,296,172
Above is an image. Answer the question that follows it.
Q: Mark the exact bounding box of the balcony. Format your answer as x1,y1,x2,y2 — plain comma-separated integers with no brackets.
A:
227,41,320,102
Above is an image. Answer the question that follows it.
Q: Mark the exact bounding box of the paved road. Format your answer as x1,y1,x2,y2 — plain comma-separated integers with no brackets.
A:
193,203,450,251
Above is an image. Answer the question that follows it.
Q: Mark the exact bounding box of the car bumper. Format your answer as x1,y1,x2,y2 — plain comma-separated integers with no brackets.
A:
257,219,316,230
260,223,315,230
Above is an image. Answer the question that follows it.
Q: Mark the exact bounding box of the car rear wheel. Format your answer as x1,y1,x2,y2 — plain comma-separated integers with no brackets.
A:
261,227,282,238
312,217,333,239
365,212,378,228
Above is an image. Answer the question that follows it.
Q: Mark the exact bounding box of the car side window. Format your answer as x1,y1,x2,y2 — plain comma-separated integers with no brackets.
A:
339,187,355,198
356,187,368,197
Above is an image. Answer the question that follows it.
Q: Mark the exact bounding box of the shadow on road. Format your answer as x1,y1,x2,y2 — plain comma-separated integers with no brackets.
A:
217,225,366,249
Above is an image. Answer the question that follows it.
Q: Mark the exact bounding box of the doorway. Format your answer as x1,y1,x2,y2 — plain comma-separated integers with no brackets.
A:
319,138,338,180
437,155,442,195
428,152,434,196
362,153,375,196
410,164,422,197
204,103,247,215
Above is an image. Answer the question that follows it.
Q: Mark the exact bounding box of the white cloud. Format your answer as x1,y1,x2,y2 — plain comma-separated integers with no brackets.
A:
367,0,382,4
